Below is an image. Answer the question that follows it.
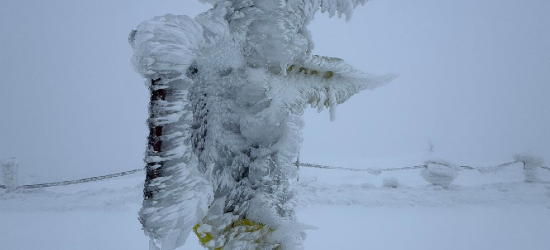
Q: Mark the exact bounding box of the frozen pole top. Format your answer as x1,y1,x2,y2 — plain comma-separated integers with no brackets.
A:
198,0,370,20
131,0,395,120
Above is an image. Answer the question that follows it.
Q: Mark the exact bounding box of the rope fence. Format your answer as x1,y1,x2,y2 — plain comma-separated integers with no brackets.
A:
299,160,523,175
1,156,548,190
17,168,144,189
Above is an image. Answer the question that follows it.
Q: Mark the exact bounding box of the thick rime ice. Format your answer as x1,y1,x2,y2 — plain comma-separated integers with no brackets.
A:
514,154,544,183
421,160,459,188
1,158,18,191
130,1,393,250
382,177,399,188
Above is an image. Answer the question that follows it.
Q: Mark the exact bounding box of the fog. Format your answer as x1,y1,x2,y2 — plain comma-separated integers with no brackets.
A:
1,0,549,183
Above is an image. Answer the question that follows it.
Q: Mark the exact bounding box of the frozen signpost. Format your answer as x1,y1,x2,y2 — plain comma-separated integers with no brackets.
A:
129,1,394,250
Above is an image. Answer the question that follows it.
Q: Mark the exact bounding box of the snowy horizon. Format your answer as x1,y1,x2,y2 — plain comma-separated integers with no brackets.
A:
1,1,550,249
1,1,549,183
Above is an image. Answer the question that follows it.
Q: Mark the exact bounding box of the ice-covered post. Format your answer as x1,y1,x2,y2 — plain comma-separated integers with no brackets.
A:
130,1,395,250
514,154,544,183
1,157,18,191
420,159,458,188
296,155,300,182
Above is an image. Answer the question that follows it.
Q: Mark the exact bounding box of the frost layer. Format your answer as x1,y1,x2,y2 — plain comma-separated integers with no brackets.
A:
514,154,544,183
1,158,18,191
130,1,393,250
421,160,459,187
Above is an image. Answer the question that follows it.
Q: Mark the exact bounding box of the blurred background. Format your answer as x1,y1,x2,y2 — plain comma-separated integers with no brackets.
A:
1,0,549,183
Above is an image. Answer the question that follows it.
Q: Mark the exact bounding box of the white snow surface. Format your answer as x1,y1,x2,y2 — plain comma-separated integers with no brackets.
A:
1,157,550,250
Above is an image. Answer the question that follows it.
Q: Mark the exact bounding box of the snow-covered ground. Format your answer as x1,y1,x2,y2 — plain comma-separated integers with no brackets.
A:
1,158,550,250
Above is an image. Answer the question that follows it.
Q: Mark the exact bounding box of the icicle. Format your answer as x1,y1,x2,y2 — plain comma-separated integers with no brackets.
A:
328,86,337,121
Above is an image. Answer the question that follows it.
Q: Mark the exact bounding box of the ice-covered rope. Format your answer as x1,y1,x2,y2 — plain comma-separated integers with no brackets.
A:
302,162,470,175
299,160,547,175
476,160,521,174
14,168,144,189
297,162,406,175
299,162,467,175
1,160,547,190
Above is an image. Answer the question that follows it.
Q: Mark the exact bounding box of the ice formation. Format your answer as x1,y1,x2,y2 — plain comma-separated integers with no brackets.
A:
1,157,18,191
514,154,544,183
129,1,394,250
421,160,458,188
382,177,399,188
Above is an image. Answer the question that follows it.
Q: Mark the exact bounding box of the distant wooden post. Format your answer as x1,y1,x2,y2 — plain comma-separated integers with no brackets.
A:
1,157,18,191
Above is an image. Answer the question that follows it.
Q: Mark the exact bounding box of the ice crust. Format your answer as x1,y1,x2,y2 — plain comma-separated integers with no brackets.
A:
130,1,392,250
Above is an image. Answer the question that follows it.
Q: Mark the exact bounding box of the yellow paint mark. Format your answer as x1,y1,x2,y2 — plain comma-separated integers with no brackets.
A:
283,65,334,79
194,219,274,250
323,71,334,79
193,223,214,246
287,65,294,72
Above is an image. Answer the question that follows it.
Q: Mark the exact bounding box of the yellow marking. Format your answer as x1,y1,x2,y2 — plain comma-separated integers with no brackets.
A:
287,65,294,72
193,224,214,246
194,219,274,250
284,65,333,78
323,71,334,79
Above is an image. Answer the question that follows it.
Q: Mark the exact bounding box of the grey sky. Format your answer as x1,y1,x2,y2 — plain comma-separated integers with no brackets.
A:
1,0,549,183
